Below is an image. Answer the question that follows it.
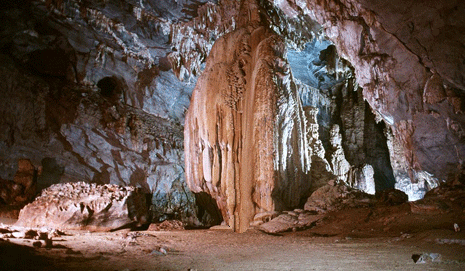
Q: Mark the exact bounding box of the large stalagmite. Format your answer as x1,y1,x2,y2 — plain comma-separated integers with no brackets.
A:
184,2,311,232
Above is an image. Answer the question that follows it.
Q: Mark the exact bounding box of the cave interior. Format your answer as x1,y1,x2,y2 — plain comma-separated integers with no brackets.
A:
0,0,465,269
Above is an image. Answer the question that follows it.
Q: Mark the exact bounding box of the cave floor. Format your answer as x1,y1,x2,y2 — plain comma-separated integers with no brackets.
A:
1,219,465,271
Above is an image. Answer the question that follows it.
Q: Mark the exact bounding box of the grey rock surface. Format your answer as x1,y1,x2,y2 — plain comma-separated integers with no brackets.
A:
0,0,212,225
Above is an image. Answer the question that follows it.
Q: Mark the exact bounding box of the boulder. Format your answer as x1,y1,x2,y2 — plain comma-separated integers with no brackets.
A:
375,189,408,206
304,181,349,213
258,210,324,234
409,182,465,214
16,182,148,231
304,181,375,213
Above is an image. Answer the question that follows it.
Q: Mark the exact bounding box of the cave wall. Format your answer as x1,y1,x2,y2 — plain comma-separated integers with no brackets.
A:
275,0,465,186
0,0,231,224
286,35,394,196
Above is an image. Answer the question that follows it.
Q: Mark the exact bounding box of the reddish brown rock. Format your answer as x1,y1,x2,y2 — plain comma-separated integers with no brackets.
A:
13,159,38,203
147,220,184,231
0,159,37,210
15,182,148,231
375,189,408,206
409,182,465,215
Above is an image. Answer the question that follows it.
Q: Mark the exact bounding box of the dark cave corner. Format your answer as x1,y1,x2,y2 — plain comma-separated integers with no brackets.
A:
193,192,223,228
37,157,64,192
287,35,397,197
363,105,396,192
97,77,121,99
97,76,126,104
337,85,396,193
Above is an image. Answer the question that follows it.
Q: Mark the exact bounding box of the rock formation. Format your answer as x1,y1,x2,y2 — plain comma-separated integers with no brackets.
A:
275,0,465,189
0,159,39,218
329,124,351,184
0,0,203,225
16,182,148,231
0,0,464,230
184,2,312,232
0,159,37,206
258,211,324,234
305,106,334,192
286,34,396,197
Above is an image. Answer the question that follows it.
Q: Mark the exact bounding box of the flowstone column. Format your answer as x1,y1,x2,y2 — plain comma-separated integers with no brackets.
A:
184,1,311,232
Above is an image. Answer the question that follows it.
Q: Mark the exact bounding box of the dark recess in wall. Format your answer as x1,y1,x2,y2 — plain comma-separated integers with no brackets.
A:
37,157,64,191
28,48,70,77
97,77,120,98
331,81,395,192
194,192,223,227
363,101,396,191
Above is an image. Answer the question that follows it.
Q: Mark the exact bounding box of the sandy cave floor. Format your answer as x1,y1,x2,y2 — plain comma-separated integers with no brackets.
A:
1,209,465,271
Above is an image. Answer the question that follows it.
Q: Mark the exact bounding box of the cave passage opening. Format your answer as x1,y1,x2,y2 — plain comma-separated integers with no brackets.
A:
97,76,121,98
286,37,395,195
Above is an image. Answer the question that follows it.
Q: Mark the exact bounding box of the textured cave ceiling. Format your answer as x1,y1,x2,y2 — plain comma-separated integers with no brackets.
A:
0,0,464,230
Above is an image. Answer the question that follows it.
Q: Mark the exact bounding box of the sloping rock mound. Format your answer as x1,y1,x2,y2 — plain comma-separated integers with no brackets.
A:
16,182,148,231
304,181,376,213
258,210,324,234
375,189,409,206
304,181,409,214
409,182,465,215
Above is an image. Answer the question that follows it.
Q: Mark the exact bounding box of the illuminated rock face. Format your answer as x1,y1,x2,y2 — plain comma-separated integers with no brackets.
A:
276,0,465,188
184,9,312,232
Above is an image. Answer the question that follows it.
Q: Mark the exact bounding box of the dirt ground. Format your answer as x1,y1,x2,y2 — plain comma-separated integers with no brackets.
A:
1,208,465,271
